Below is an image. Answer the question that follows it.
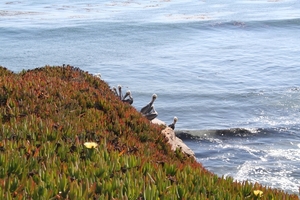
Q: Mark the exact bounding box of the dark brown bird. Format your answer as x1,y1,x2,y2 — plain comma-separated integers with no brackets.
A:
144,106,158,120
122,90,133,105
168,116,178,130
140,94,157,115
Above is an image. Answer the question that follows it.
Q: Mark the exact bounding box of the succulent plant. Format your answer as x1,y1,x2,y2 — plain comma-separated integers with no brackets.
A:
0,65,298,199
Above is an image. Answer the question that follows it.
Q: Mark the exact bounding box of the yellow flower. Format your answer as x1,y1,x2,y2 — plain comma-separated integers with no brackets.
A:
84,142,98,149
253,190,263,197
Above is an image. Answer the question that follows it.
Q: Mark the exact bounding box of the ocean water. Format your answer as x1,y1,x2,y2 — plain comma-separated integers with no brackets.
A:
1,0,300,194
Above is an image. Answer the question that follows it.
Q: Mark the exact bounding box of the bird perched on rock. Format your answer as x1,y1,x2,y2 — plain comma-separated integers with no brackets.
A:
140,94,158,120
122,90,133,105
168,116,178,130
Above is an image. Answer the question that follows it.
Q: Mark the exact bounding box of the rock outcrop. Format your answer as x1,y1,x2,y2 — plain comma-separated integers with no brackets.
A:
151,119,195,158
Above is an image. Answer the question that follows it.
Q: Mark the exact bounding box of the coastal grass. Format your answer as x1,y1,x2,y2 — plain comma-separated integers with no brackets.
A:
0,65,298,199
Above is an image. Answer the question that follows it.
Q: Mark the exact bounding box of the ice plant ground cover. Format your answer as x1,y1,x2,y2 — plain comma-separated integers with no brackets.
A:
0,65,298,199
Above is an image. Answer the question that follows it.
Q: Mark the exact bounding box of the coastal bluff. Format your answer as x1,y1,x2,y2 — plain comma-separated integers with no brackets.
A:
1,65,297,199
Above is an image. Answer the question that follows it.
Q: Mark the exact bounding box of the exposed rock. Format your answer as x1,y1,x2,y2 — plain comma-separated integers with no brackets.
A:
151,118,166,126
151,119,195,158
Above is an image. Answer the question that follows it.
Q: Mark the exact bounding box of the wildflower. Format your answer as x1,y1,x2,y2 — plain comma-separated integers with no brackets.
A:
253,190,263,197
84,142,98,149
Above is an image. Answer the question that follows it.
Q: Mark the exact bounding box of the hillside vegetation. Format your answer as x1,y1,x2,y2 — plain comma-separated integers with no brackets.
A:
0,65,298,199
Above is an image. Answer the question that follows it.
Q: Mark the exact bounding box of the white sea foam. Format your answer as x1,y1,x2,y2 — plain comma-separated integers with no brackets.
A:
266,149,300,162
235,160,300,193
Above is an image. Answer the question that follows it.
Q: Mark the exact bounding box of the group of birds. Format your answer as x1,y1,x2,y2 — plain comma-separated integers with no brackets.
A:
112,85,133,105
112,85,178,130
